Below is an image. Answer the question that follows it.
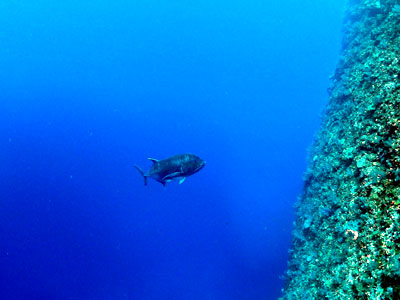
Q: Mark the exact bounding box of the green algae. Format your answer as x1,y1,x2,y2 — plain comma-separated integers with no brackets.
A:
281,0,400,299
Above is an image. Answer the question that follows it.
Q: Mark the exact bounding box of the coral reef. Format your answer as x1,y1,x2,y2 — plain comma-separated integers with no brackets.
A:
281,0,400,299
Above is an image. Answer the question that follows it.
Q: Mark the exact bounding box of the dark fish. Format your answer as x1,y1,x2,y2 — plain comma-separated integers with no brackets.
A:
134,153,206,186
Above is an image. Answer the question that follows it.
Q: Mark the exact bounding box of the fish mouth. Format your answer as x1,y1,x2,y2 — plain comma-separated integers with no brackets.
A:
197,161,206,171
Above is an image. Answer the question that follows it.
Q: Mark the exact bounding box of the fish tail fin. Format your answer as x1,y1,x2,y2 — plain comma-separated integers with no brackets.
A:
134,165,148,185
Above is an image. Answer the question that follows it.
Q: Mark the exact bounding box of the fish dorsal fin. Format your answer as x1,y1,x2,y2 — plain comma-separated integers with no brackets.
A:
147,158,159,164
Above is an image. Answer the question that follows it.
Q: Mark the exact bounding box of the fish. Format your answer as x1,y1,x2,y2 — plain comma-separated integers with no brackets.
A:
134,153,206,186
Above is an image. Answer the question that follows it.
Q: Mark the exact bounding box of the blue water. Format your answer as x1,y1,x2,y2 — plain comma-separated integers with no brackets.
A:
1,1,346,299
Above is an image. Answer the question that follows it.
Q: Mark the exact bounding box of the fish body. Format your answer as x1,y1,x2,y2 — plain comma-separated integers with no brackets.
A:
135,153,206,186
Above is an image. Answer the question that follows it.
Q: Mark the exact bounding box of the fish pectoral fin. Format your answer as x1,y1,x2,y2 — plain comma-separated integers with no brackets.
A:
147,158,159,164
162,172,182,181
179,177,186,184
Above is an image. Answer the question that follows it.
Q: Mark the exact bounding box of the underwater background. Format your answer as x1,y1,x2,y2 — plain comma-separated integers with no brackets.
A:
1,1,346,299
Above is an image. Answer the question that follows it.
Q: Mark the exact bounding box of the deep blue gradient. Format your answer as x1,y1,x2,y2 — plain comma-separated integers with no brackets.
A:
1,1,346,299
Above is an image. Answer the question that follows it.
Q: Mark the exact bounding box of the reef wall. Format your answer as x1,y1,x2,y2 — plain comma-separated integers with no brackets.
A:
281,0,400,299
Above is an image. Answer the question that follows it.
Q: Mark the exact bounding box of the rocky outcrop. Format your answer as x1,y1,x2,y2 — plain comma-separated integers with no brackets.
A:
281,1,400,299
